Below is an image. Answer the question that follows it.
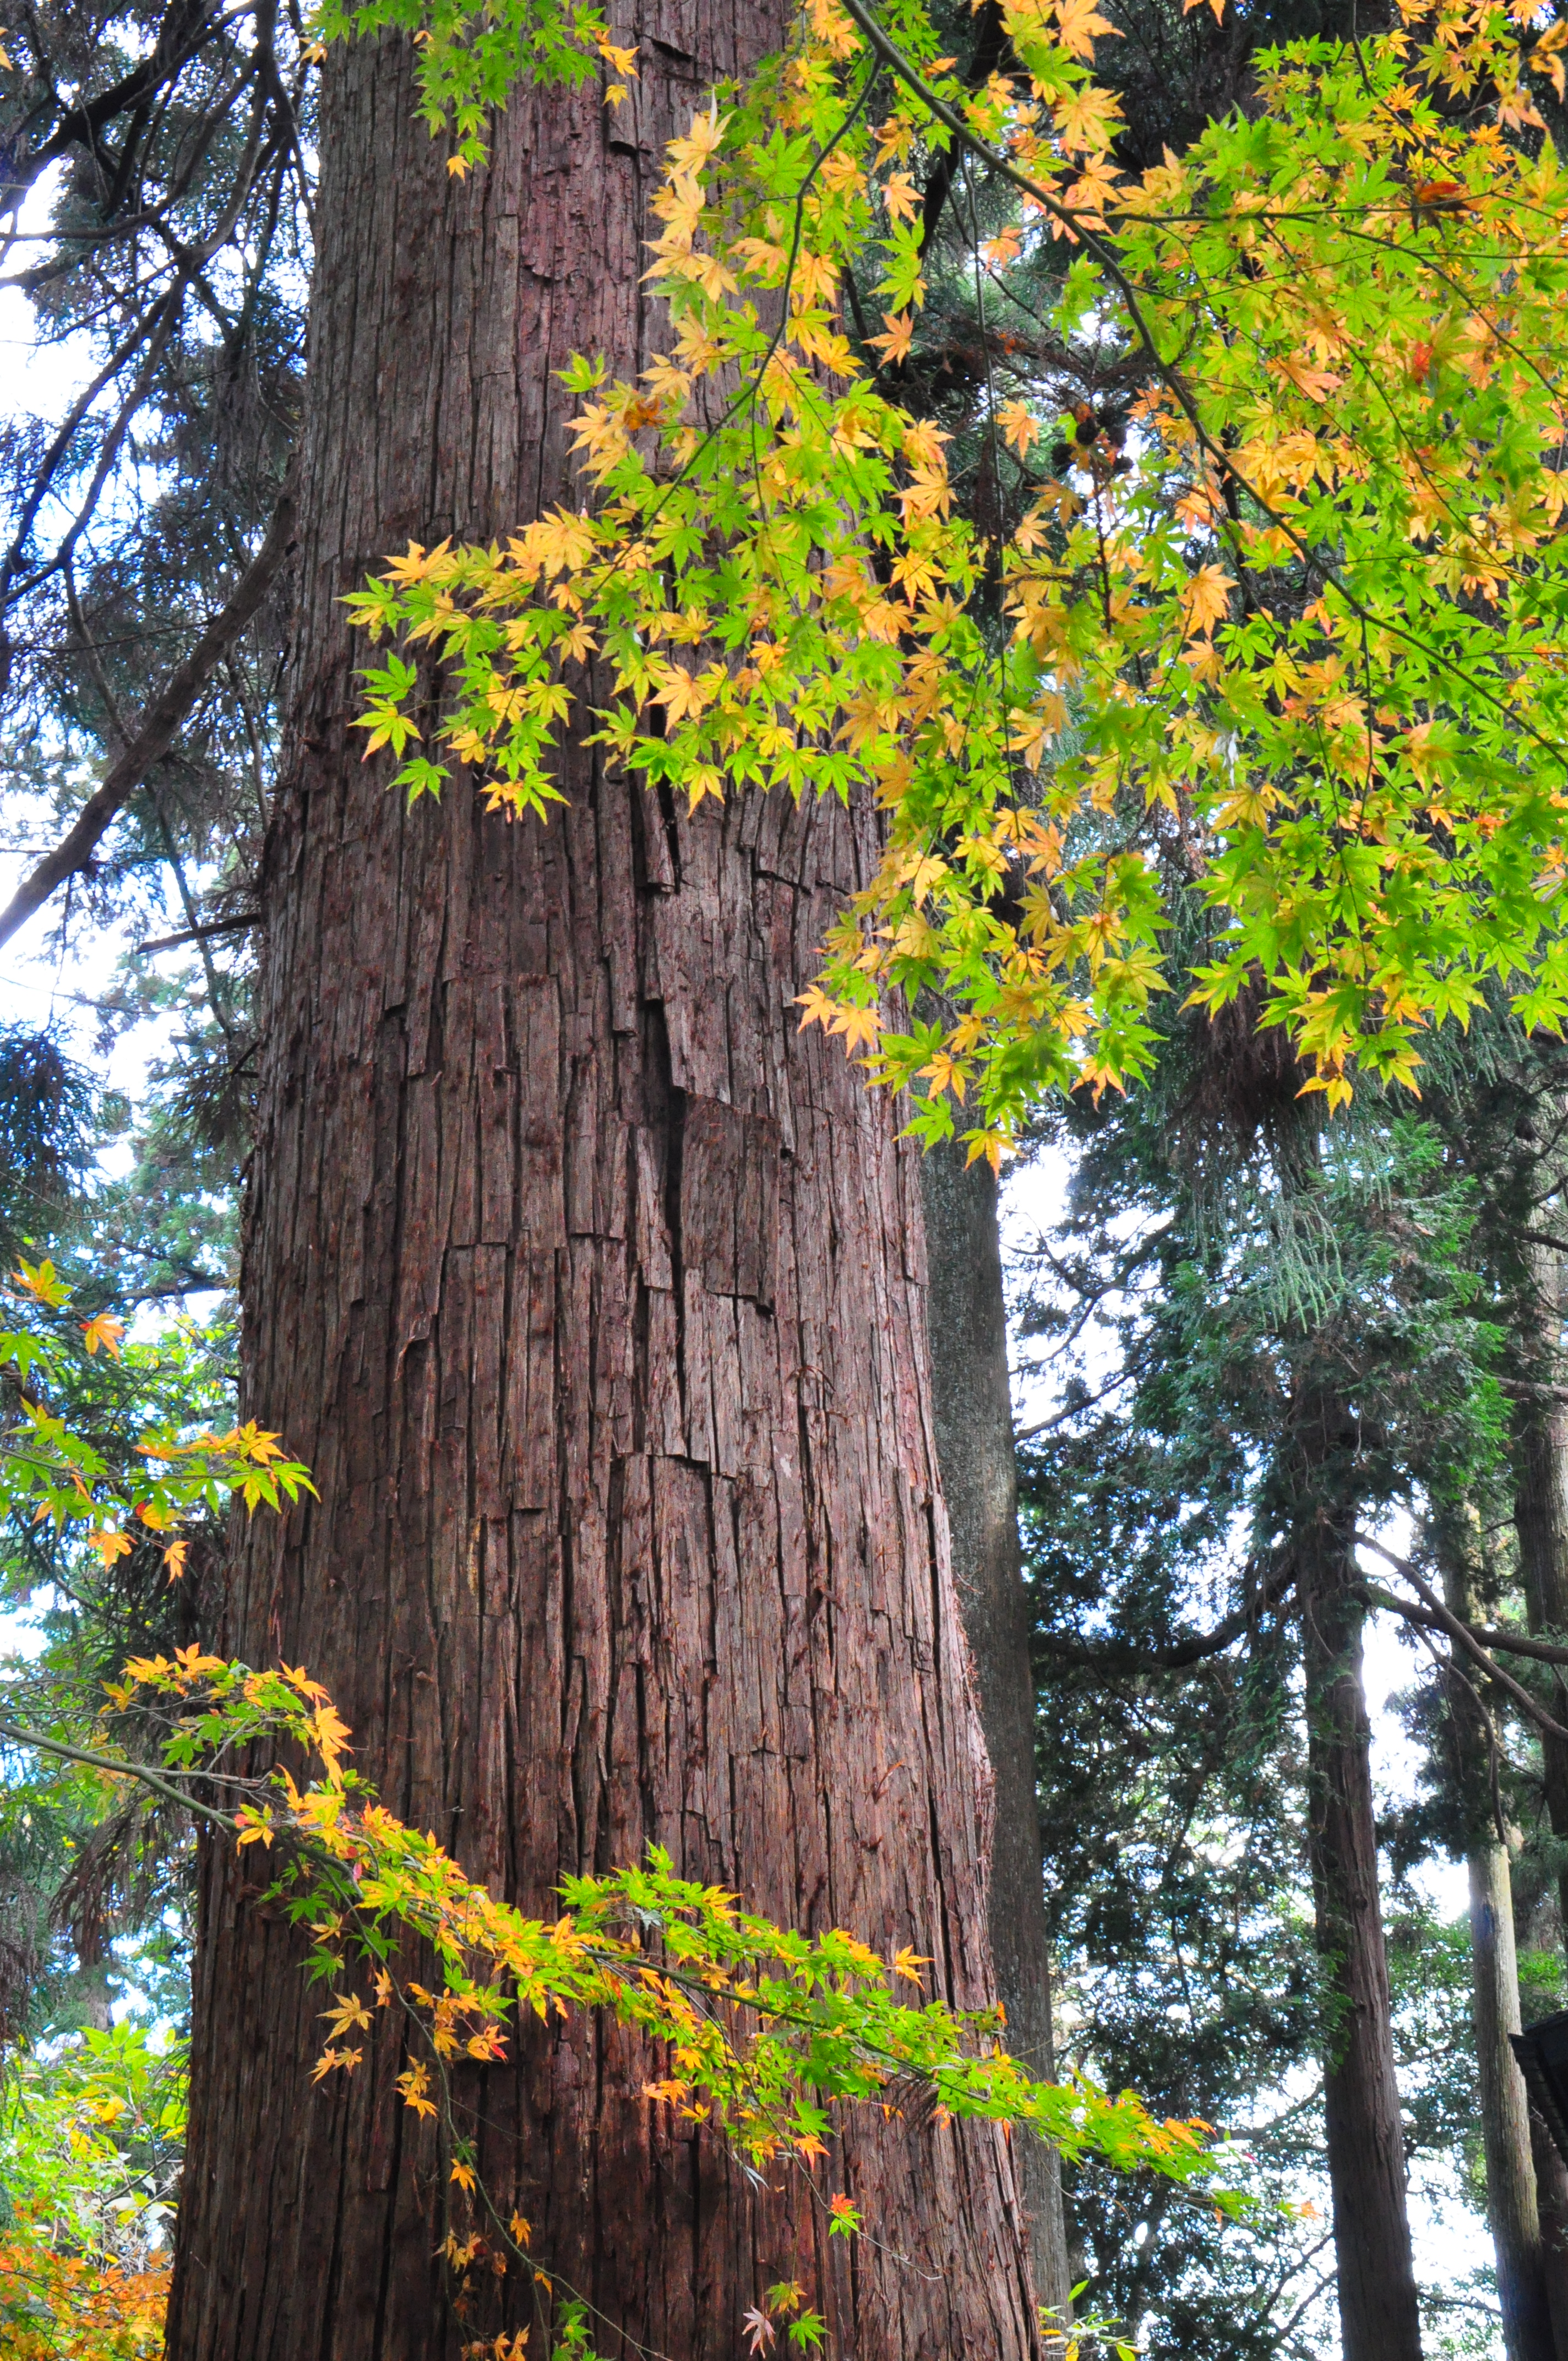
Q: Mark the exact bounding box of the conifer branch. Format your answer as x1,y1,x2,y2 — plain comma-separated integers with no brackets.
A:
0,491,295,956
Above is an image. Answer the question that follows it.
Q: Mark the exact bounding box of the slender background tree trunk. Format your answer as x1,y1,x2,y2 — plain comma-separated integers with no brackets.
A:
1437,1518,1554,2361
919,1139,1072,2319
1293,1396,1425,2361
1515,1248,1568,1938
166,20,1038,2360
1468,1838,1553,2361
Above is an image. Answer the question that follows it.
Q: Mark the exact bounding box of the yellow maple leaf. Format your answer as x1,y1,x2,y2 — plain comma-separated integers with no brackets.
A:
12,1257,66,1307
398,2063,438,2119
1053,82,1124,154
1274,353,1344,404
88,1529,133,1570
322,1990,372,2039
918,1052,967,1102
450,2157,478,2193
962,1130,1009,1174
311,2045,363,2082
1054,0,1122,58
1180,565,1236,641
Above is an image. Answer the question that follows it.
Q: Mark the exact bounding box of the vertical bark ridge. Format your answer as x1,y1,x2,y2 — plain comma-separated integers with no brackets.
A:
166,17,1039,2361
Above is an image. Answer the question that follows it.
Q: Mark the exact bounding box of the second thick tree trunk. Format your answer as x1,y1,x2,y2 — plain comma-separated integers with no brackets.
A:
1293,1396,1424,2361
919,1139,1072,2318
166,20,1038,2361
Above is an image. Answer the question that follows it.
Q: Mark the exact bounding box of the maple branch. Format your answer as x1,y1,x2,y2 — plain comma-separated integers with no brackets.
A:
0,1716,236,1826
0,489,295,956
836,0,1568,781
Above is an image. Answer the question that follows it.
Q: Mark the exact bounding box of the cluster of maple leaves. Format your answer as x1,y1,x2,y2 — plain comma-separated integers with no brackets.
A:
97,1644,1246,2351
341,0,1568,1160
0,1258,314,1581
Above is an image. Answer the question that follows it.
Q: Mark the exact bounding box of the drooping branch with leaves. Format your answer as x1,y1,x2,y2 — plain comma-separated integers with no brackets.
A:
341,0,1568,1154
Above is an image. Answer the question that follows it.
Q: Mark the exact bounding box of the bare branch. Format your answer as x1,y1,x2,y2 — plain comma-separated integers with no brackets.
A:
1354,1532,1568,1743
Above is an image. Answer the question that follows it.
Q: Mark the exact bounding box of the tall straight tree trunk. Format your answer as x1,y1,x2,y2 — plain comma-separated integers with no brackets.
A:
1292,1395,1424,2361
165,22,1038,2361
1515,1245,1568,1936
1511,1241,1568,2354
1469,1839,1555,2361
1436,1517,1555,2361
919,1139,1072,2319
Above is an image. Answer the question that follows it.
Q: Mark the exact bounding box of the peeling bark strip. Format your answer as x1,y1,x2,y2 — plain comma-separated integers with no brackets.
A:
165,19,1038,2361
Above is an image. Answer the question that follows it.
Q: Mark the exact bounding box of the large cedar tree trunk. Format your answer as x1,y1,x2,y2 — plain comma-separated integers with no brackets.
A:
1292,1397,1424,2361
918,1140,1072,2316
166,23,1038,2360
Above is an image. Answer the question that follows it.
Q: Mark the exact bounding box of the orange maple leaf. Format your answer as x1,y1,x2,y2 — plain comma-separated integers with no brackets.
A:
1180,565,1237,642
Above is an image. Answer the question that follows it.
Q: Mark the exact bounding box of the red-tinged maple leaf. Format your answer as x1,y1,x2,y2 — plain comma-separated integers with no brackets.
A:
80,1310,124,1358
743,2308,777,2354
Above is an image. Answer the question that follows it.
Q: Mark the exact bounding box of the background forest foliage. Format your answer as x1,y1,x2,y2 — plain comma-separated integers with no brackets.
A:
5,0,1568,2354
